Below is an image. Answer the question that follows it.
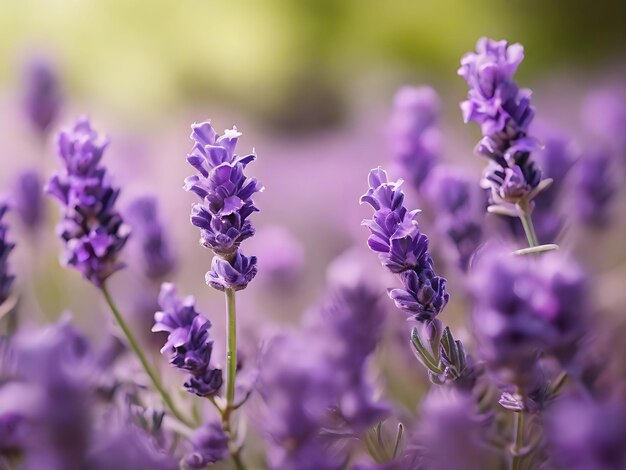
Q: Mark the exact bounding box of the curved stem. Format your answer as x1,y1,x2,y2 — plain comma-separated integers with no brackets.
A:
100,283,193,427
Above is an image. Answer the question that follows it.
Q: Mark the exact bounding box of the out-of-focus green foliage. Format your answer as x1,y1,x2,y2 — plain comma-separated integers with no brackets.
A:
0,0,623,119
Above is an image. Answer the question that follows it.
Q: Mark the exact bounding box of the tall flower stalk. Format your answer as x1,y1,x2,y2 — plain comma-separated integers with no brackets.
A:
47,117,193,427
183,121,262,468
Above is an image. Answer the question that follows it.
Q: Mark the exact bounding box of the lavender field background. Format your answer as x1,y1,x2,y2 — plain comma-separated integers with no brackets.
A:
0,1,625,469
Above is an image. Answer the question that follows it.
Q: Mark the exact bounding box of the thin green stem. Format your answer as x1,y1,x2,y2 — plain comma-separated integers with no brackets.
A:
223,287,246,470
519,212,538,248
100,283,193,427
511,411,525,470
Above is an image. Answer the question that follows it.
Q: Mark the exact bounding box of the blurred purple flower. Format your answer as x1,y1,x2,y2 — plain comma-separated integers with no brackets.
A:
47,117,130,286
127,195,176,279
12,170,45,230
21,56,61,135
411,388,493,470
184,422,229,468
459,38,543,209
0,202,15,305
388,86,442,190
546,396,626,470
573,149,616,228
361,167,449,322
582,88,626,153
249,225,304,287
259,333,346,470
185,121,262,258
471,249,589,388
153,283,222,397
205,250,257,291
424,166,484,269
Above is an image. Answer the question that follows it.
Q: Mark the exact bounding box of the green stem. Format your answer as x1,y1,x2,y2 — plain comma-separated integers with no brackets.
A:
519,212,538,248
511,411,524,470
223,287,246,470
100,284,193,427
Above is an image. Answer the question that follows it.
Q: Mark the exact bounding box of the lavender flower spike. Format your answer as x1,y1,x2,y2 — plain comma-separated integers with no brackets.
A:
185,121,263,257
361,167,449,322
47,117,130,286
459,38,543,212
12,170,45,230
153,283,222,397
22,56,61,135
0,202,15,305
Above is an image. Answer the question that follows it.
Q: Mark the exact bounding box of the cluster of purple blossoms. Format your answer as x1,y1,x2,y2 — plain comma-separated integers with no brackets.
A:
0,318,175,470
184,121,262,291
546,395,626,470
573,149,616,228
471,249,589,390
127,196,176,280
184,422,229,468
0,202,15,305
153,283,222,397
22,56,62,136
361,167,449,322
459,38,543,212
47,118,130,286
388,86,442,191
424,166,485,270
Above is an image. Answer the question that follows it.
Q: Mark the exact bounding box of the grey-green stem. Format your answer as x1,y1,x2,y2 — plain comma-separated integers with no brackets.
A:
100,283,193,427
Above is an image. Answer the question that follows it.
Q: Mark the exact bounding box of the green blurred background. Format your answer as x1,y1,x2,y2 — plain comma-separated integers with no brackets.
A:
1,0,624,131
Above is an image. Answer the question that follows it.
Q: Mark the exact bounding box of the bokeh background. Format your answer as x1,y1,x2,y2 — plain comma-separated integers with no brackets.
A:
1,0,626,443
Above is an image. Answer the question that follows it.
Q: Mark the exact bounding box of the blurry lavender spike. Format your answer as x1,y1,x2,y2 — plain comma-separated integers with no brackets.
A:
22,56,62,135
530,128,577,243
573,149,616,228
184,422,229,468
0,412,23,457
205,250,257,291
412,388,494,470
258,333,346,470
458,38,543,209
471,248,589,391
582,88,626,153
361,167,449,322
250,225,304,287
388,86,442,190
153,283,222,397
0,202,15,305
311,256,389,432
46,117,130,286
12,170,45,230
546,396,626,470
424,166,484,270
127,196,176,279
185,121,263,257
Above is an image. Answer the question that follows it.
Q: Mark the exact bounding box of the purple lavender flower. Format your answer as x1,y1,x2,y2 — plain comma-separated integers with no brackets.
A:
47,118,130,286
388,86,442,190
259,334,346,470
184,422,229,468
459,38,543,210
12,170,45,230
546,396,626,470
361,167,449,322
205,250,258,291
573,149,616,228
185,121,262,258
411,388,494,470
22,56,61,135
471,248,589,388
127,196,176,279
0,202,15,305
424,166,484,270
153,283,222,397
582,88,626,153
